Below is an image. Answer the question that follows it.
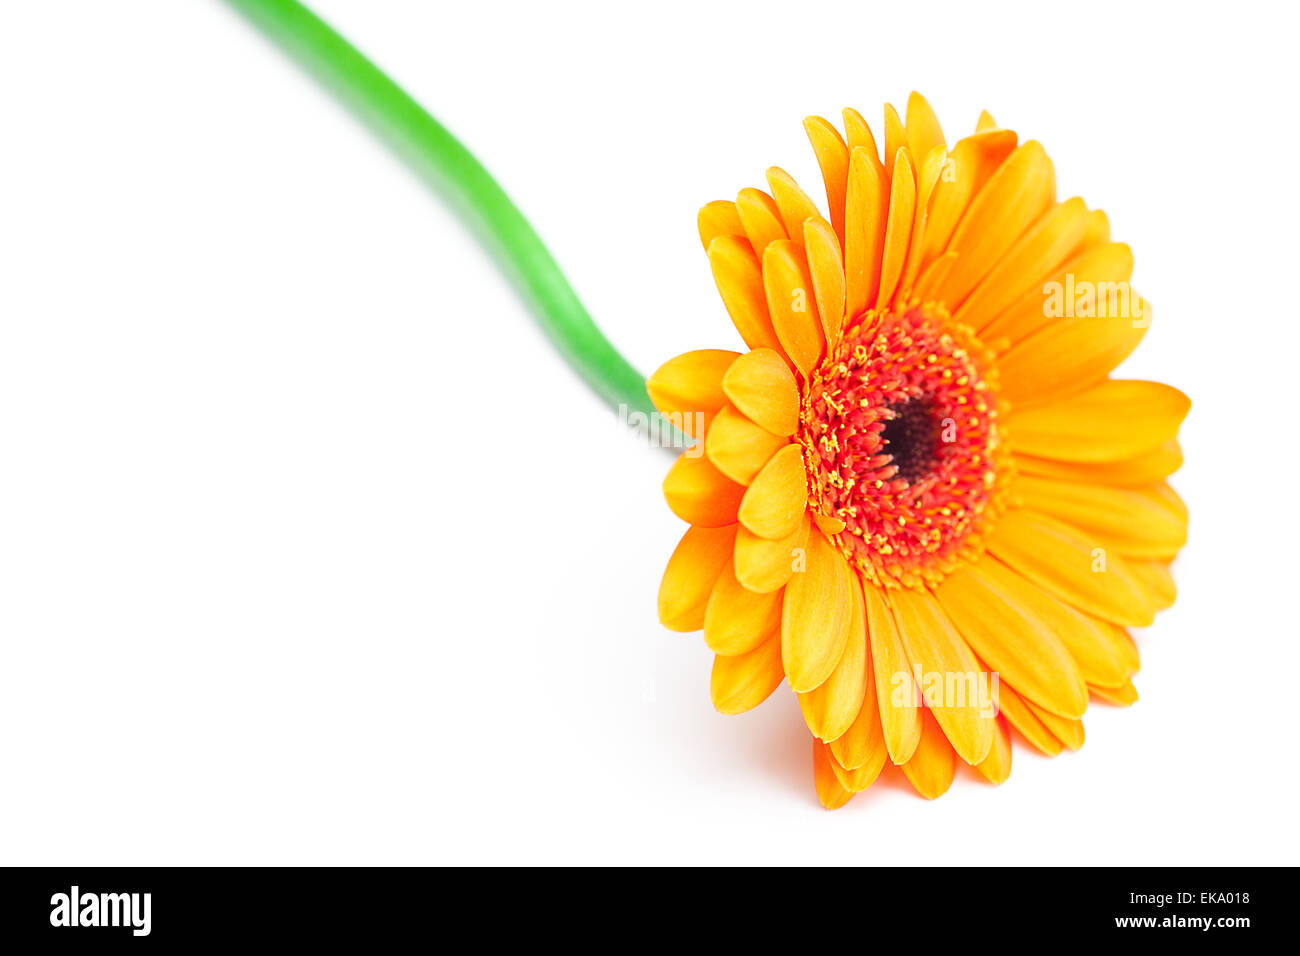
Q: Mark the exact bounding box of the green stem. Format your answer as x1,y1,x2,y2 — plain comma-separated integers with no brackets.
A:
224,0,663,427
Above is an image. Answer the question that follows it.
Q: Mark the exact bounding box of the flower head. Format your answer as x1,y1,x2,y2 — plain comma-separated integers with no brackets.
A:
651,94,1188,807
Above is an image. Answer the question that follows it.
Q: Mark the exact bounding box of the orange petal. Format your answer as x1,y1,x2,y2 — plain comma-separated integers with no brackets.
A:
917,129,1019,270
904,92,945,166
721,348,800,436
976,555,1135,690
1025,698,1085,751
876,147,917,309
981,241,1134,344
781,528,852,693
935,141,1055,307
974,717,1013,785
711,630,784,714
862,580,921,764
658,524,738,631
888,587,995,765
899,707,957,799
707,236,783,353
1091,679,1139,707
829,601,888,771
704,405,787,486
663,452,745,527
697,200,744,251
1127,559,1176,611
844,146,886,317
985,509,1155,627
955,197,1089,327
933,560,1088,719
1006,379,1190,463
766,167,821,246
803,116,850,242
813,738,855,809
827,735,887,793
799,570,868,741
703,560,783,656
996,681,1063,757
735,187,787,257
998,295,1150,405
804,217,846,346
738,444,808,539
1014,476,1188,561
763,239,825,376
1013,440,1183,486
647,349,740,439
733,513,810,594
882,103,906,184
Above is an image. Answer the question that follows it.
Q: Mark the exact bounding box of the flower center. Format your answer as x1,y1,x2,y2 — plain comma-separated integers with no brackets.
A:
799,304,1006,588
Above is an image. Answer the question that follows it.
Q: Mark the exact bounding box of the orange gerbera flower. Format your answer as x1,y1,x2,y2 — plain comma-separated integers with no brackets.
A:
651,94,1188,808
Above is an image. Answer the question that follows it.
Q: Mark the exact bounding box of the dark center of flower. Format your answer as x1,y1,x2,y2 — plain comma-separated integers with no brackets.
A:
879,397,940,485
798,305,1005,588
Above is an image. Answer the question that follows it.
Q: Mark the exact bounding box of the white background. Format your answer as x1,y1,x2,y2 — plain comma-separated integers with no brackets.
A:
1,0,1296,865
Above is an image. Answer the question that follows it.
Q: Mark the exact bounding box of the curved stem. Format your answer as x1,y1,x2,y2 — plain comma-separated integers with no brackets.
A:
224,0,663,426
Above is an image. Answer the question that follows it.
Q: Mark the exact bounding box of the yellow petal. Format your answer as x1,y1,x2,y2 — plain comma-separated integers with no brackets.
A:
647,349,740,439
1091,679,1139,706
1013,440,1183,486
896,146,948,302
781,528,852,693
882,103,906,184
985,509,1155,627
1006,379,1190,463
663,452,745,527
904,92,945,166
804,116,850,241
703,560,783,656
996,681,1063,756
1014,476,1188,560
842,107,883,173
766,167,821,246
981,241,1134,344
876,147,917,309
707,236,783,353
735,187,787,257
917,129,1018,270
1025,698,1085,751
813,738,855,809
799,571,868,741
705,405,787,485
998,294,1150,405
828,735,887,793
804,217,846,345
658,524,738,631
711,630,784,714
974,717,1013,785
955,197,1089,327
721,348,800,436
971,556,1134,694
1128,559,1176,610
862,580,921,764
888,587,995,765
829,600,888,771
734,513,810,594
935,141,1055,307
763,239,825,376
899,707,957,800
933,560,1088,719
739,444,808,539
844,146,886,317
697,200,744,251
975,110,998,133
